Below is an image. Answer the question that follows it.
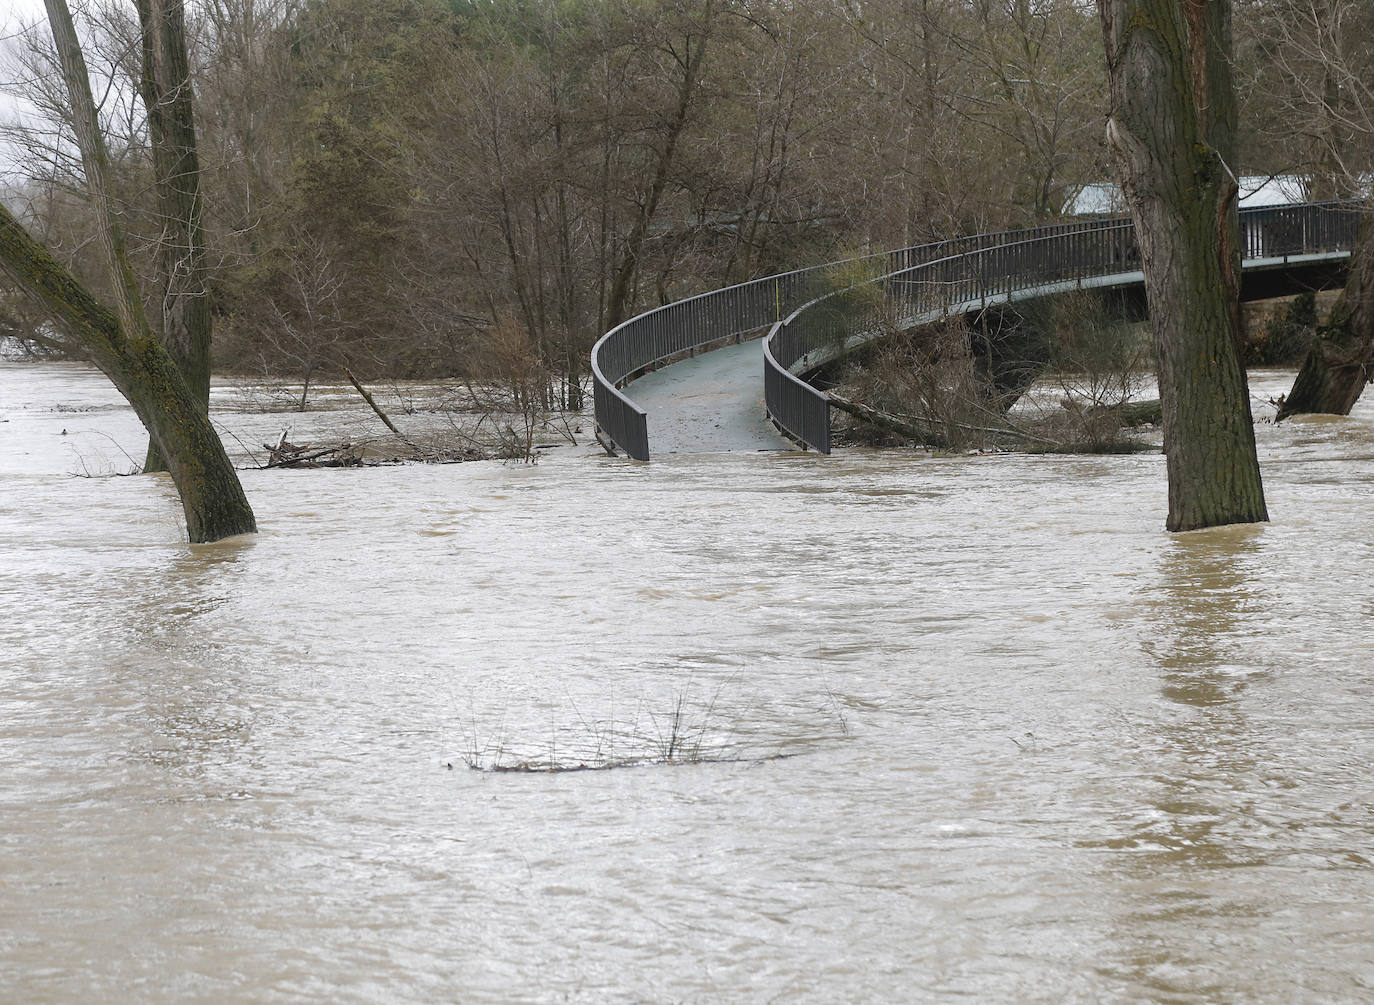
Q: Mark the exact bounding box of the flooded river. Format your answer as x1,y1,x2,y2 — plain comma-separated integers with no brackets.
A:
2,361,1372,1002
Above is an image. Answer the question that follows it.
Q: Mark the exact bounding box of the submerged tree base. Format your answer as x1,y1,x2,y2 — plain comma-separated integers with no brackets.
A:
1276,203,1374,419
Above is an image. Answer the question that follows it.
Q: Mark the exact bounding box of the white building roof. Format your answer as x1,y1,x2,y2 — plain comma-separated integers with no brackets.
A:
1064,175,1313,216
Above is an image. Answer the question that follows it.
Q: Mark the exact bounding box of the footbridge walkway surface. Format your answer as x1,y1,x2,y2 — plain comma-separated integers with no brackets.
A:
592,200,1361,460
617,338,790,454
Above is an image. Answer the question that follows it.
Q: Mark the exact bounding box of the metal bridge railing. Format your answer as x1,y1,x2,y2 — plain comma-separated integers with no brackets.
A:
591,273,807,460
593,200,1361,459
763,200,1361,453
591,241,962,460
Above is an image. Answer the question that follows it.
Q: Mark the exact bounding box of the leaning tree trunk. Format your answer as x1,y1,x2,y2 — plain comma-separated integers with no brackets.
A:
44,0,148,350
135,0,212,473
1100,0,1268,531
1277,205,1374,419
30,0,254,542
0,208,256,542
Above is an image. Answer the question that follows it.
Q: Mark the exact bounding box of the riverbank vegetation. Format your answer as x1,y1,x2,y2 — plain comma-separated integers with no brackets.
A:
4,0,1366,400
3,0,1374,538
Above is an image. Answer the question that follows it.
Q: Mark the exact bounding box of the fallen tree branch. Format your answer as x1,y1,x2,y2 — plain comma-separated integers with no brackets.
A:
344,368,447,461
828,391,1054,446
344,368,404,438
263,443,349,468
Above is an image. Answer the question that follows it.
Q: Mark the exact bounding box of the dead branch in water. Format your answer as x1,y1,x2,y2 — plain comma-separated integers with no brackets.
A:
262,436,359,468
828,391,1054,447
344,368,452,461
344,368,405,438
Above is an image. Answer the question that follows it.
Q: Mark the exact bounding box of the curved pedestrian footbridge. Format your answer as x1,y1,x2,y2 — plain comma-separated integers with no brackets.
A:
591,201,1360,460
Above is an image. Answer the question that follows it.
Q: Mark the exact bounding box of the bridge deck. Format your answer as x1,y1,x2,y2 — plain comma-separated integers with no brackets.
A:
622,251,1349,456
622,338,791,454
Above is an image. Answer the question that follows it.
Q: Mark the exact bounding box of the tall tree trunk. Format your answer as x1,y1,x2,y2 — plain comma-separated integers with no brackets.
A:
31,0,254,542
134,0,212,472
1277,203,1374,419
44,0,149,348
1100,0,1267,531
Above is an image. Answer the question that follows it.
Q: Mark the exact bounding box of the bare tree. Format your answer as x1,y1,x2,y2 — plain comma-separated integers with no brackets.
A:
134,0,212,471
1240,0,1374,419
960,0,1103,220
602,0,720,329
0,0,255,542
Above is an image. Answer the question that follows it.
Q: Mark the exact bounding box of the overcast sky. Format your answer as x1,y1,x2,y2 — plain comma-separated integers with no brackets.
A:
2,0,47,35
0,0,125,187
1,0,51,182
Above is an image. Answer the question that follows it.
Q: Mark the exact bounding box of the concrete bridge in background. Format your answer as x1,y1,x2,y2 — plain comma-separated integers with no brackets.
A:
592,202,1360,459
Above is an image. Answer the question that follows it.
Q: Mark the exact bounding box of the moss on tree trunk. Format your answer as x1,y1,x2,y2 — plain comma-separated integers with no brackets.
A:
1101,0,1267,531
0,207,256,542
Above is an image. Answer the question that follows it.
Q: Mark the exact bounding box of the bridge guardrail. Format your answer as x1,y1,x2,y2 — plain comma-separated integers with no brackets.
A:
591,241,964,460
764,201,1361,453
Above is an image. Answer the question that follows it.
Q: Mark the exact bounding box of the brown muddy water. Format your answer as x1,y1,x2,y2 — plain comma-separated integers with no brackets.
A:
2,361,1372,1003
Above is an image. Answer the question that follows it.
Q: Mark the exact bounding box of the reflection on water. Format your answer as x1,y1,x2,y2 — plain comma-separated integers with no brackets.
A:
1089,514,1374,1001
2,362,1373,1002
1151,525,1270,703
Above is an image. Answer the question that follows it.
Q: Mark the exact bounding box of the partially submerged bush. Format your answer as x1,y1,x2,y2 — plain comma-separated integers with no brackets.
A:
453,320,561,462
1245,292,1318,365
830,291,1154,454
834,316,1008,451
453,677,849,773
1037,290,1153,451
